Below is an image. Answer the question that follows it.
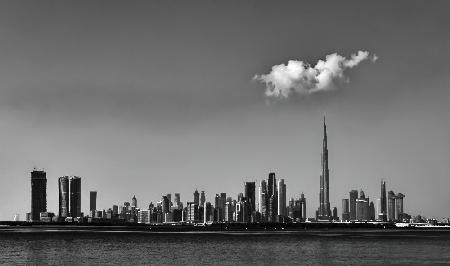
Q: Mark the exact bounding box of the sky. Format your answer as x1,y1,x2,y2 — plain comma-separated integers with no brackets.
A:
0,1,449,220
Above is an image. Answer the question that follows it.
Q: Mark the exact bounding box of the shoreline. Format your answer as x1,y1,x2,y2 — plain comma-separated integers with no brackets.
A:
1,222,449,235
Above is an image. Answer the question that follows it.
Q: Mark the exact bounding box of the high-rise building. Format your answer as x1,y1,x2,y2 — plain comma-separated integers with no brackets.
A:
369,201,375,220
70,176,81,218
349,190,358,220
138,209,150,224
187,202,198,223
356,190,369,221
214,194,221,221
395,193,405,221
225,201,234,222
31,169,47,222
376,198,381,220
162,196,170,214
166,193,172,205
174,193,181,208
259,180,267,220
132,195,137,208
332,207,338,220
58,176,69,218
204,202,212,223
90,191,97,212
245,182,256,213
277,179,286,217
300,193,306,220
342,199,350,221
387,190,396,221
194,190,199,206
200,191,206,207
318,117,331,220
379,180,387,222
267,172,278,222
220,193,227,221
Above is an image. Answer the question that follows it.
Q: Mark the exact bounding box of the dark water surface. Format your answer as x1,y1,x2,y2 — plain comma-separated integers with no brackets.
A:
1,229,449,265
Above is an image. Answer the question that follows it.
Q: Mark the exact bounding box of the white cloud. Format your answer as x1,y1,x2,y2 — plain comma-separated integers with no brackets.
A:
253,50,377,98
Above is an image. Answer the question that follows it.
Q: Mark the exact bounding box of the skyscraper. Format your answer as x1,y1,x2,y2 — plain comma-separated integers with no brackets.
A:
267,172,278,222
193,189,199,206
395,193,405,221
277,179,286,217
204,202,212,223
300,193,306,220
379,180,387,222
200,191,206,207
387,190,396,221
369,201,375,220
318,117,331,220
70,176,81,218
132,195,137,208
90,191,97,212
162,195,170,214
245,182,256,213
349,190,358,220
332,207,338,220
342,199,350,221
31,169,47,221
58,176,69,218
220,193,227,221
174,193,181,208
259,180,267,220
356,190,369,221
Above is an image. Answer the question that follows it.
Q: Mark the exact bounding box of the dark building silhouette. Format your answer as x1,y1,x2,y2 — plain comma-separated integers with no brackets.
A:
395,193,405,221
267,172,278,222
90,191,97,212
379,180,387,221
318,117,331,220
187,202,199,223
387,190,396,221
245,182,256,213
193,189,199,206
332,207,338,220
342,199,350,221
58,176,69,218
162,195,170,214
356,190,369,221
300,193,306,220
200,191,205,207
132,195,137,208
204,202,212,223
349,190,358,220
31,169,47,221
278,179,286,217
369,201,376,220
219,193,227,221
70,176,81,218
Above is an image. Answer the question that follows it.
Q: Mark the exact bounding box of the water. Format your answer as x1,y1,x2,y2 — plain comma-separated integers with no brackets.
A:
1,230,449,265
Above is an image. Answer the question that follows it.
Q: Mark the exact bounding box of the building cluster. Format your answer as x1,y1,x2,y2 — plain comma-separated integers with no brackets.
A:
25,117,409,224
340,180,408,222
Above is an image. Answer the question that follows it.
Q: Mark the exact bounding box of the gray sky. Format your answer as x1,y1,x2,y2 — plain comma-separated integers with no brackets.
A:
0,1,449,220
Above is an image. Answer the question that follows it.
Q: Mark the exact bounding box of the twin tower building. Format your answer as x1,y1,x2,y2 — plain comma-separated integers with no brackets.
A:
29,170,82,221
58,176,82,219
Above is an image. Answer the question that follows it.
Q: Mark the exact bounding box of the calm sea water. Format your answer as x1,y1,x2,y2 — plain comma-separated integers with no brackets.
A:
1,229,449,265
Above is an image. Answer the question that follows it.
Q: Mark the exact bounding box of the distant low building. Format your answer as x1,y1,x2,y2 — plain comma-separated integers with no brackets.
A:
138,210,151,224
40,212,55,223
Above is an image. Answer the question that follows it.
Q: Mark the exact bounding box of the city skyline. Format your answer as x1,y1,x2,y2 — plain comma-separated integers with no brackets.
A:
19,117,415,223
0,1,449,220
2,111,446,221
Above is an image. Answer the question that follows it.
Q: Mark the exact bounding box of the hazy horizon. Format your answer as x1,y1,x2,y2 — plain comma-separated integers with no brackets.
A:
0,0,449,220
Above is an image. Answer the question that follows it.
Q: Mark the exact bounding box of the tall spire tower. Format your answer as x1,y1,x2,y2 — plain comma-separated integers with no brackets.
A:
318,116,331,220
